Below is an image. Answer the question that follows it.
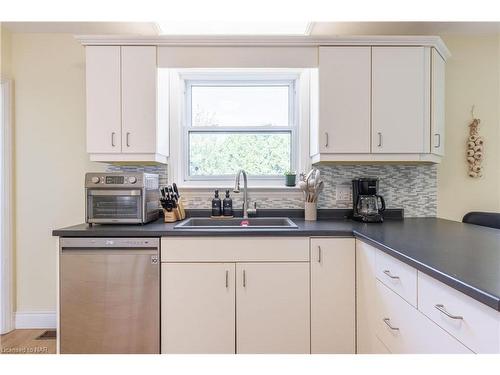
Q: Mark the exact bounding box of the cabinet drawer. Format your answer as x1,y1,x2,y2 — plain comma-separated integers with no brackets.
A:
418,272,500,353
375,249,417,307
375,280,472,354
161,237,309,262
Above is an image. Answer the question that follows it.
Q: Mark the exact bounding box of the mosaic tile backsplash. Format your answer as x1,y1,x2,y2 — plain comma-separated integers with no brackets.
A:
315,164,437,217
105,164,437,218
106,164,169,186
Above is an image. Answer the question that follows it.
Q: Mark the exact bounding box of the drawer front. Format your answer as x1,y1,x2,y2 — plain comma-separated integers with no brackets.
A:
161,237,309,262
375,249,417,307
418,272,500,353
375,280,472,354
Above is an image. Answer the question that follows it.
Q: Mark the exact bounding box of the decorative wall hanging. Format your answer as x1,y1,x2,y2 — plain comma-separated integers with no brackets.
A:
466,105,484,178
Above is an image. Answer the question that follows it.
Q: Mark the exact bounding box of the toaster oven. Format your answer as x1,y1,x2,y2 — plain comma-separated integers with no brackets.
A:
85,172,160,224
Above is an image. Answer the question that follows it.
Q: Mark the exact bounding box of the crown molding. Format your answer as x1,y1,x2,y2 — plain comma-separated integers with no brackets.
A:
75,35,451,60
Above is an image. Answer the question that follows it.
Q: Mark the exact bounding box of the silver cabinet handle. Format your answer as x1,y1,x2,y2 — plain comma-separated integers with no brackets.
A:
434,304,463,320
242,270,246,287
317,246,322,263
383,270,400,279
325,132,329,148
126,132,131,147
377,132,383,147
111,132,116,147
225,270,229,288
383,318,399,331
434,133,441,148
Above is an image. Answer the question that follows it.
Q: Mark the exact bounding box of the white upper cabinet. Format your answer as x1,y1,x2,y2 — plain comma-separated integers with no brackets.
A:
121,46,158,154
431,48,446,156
317,47,371,154
311,42,447,164
86,46,121,154
372,47,430,154
85,45,169,163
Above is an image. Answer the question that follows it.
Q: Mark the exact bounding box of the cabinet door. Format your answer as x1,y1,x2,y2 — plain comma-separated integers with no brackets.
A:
161,263,235,354
372,47,430,153
318,47,371,153
86,46,121,153
121,46,157,154
431,48,445,156
356,240,383,353
310,238,355,353
236,263,310,354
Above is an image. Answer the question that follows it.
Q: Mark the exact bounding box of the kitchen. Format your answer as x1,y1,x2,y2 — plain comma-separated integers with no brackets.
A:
1,4,500,373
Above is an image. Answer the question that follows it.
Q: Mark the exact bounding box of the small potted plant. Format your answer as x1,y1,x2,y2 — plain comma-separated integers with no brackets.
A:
284,171,297,187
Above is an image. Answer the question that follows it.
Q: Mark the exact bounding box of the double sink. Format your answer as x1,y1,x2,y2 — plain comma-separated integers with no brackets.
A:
175,217,298,230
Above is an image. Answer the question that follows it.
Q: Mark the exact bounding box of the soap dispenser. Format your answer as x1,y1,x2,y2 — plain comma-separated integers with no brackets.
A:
211,189,222,217
223,189,233,217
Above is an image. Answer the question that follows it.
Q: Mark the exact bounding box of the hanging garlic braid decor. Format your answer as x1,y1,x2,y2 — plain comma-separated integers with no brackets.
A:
466,106,484,178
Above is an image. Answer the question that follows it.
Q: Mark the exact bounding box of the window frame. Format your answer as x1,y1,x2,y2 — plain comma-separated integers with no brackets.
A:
184,77,298,181
168,69,311,189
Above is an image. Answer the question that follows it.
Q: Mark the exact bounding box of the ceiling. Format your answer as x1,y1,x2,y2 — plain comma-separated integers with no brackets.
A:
2,22,159,35
3,21,500,36
312,22,500,36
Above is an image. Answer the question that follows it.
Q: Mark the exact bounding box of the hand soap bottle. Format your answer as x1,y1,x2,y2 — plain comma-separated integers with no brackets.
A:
211,190,222,217
223,190,233,217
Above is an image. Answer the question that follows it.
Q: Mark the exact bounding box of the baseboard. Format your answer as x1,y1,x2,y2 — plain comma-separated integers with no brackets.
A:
15,311,56,329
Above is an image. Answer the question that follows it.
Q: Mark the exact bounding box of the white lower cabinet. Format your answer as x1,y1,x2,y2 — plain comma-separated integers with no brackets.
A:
356,240,386,354
418,272,500,353
160,237,494,354
236,262,310,354
160,237,312,354
375,249,417,307
161,263,236,354
161,261,309,354
357,239,475,354
310,238,355,353
160,236,357,354
375,280,472,354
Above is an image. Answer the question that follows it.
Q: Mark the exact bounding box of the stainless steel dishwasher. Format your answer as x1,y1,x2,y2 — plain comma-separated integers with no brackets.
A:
59,238,160,354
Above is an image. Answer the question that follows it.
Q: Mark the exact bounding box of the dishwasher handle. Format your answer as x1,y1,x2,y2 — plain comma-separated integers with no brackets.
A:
61,248,158,256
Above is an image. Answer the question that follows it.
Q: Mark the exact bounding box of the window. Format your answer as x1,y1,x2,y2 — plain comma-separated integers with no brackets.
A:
183,74,298,182
168,69,310,188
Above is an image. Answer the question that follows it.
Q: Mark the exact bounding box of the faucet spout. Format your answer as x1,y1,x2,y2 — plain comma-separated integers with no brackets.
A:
233,169,252,219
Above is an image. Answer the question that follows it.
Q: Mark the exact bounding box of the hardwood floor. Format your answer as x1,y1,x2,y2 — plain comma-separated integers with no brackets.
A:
0,329,56,354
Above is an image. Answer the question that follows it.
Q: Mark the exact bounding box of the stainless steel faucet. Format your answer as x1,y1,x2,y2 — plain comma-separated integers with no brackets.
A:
233,169,257,219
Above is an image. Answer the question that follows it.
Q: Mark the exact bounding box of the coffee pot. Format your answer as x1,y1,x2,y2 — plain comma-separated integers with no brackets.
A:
357,195,385,218
352,178,386,223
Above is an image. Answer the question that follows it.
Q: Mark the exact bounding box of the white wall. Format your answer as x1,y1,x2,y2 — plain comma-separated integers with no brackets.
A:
437,35,500,221
11,33,104,314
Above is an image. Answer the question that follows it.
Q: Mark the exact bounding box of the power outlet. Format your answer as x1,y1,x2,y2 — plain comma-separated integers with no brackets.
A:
336,184,352,202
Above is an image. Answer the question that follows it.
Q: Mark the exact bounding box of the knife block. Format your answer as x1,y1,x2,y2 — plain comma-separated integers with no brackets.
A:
163,198,186,223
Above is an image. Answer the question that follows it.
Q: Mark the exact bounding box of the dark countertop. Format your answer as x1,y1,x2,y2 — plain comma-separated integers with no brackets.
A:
53,217,500,311
52,218,356,237
353,218,500,312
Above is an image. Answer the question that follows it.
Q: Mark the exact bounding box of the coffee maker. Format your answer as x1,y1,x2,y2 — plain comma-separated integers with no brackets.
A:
352,178,386,223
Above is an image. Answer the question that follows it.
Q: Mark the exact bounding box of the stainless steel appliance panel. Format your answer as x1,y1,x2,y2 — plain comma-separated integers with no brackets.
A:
60,238,160,354
85,173,159,224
